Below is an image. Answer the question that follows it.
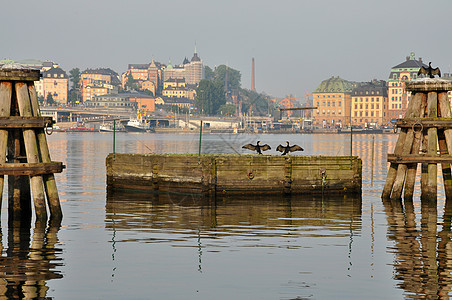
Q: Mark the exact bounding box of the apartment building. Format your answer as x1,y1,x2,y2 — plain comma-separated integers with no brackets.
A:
350,80,388,127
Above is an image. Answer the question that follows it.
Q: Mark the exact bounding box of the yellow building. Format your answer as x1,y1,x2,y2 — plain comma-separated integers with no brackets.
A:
81,68,119,102
162,78,196,100
387,52,427,121
39,67,69,105
313,76,354,128
350,81,388,127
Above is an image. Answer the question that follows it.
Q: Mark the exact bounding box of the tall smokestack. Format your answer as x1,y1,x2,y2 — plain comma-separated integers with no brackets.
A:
251,58,256,91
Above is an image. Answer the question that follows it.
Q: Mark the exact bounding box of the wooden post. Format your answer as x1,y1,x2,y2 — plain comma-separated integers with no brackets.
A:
426,92,438,200
0,65,64,221
28,84,62,219
15,82,47,220
384,78,452,202
391,92,423,200
404,93,427,200
0,82,12,212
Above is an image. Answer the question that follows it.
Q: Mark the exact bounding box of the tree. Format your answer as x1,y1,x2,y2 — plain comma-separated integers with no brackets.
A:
38,95,45,105
213,65,241,90
204,66,215,81
218,104,236,116
124,72,137,91
69,68,81,90
46,93,56,106
195,80,226,115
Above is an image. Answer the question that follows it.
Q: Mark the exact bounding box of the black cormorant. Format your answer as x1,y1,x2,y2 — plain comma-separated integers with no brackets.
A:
242,141,271,154
276,141,304,155
418,62,441,78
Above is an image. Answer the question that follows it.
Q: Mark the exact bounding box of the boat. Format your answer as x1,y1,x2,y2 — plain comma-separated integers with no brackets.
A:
99,122,125,132
68,123,95,132
124,118,154,133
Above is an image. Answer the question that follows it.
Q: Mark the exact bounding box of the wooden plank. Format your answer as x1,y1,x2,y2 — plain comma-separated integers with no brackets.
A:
0,162,64,175
0,116,53,128
395,118,452,128
0,69,41,81
387,154,452,163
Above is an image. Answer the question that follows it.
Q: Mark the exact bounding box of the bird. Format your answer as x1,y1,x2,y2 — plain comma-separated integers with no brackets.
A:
417,62,441,78
276,141,304,155
242,141,271,154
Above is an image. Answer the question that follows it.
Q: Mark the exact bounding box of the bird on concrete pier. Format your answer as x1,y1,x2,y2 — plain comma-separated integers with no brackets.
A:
242,141,271,154
276,141,304,155
418,62,441,78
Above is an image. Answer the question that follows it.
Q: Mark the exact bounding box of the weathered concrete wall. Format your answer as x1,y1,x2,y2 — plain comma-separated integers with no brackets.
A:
106,153,362,195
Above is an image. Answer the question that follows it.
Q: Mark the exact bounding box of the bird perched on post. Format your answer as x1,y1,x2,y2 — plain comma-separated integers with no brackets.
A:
418,62,441,78
276,141,304,155
242,141,271,154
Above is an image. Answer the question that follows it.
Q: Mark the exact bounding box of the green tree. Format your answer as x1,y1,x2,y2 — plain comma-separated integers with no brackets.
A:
195,80,226,115
124,72,137,90
218,104,236,116
69,68,81,90
38,95,45,105
204,66,215,81
46,93,56,106
213,65,241,90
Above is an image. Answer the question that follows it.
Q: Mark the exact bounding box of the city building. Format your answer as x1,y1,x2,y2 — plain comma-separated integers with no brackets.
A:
37,67,69,105
162,49,204,85
81,68,120,102
123,59,163,95
313,76,355,128
387,52,427,120
86,92,155,113
162,78,196,100
350,80,388,127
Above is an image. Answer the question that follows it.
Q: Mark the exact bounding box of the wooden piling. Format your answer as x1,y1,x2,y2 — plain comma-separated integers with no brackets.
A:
0,82,12,213
384,78,452,201
0,65,64,220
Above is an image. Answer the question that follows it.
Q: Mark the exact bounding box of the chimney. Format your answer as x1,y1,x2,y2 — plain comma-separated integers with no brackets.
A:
251,58,255,91
419,57,422,63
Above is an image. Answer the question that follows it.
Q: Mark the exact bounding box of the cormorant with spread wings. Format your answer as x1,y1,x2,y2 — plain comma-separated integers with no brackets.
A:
418,62,441,78
276,141,304,155
242,141,271,154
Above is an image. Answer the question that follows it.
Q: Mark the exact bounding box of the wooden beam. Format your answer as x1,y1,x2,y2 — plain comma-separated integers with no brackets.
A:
0,162,64,175
395,118,452,128
388,154,452,164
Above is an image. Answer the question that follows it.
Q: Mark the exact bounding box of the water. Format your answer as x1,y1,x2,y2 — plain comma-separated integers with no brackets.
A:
1,132,450,299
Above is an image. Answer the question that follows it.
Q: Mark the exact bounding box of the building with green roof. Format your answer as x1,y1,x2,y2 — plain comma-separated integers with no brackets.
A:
313,76,357,128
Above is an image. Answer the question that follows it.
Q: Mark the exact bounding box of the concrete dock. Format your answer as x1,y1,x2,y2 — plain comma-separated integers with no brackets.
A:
106,153,362,195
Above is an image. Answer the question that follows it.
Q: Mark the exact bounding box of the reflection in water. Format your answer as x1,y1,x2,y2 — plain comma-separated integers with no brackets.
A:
383,198,452,299
0,219,62,299
106,190,362,292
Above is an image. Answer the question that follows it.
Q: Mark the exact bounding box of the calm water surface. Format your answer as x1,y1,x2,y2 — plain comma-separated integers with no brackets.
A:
1,132,450,299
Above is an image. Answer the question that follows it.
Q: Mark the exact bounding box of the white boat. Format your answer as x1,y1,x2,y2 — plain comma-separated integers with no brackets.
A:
99,122,125,132
124,118,154,133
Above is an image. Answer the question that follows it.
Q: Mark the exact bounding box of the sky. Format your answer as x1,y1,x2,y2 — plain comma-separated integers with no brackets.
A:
2,0,452,100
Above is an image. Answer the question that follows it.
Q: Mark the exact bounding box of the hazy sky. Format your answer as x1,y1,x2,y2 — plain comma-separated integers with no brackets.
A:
2,0,451,100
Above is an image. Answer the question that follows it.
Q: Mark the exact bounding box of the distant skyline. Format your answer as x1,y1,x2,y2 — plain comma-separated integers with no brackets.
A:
2,0,451,101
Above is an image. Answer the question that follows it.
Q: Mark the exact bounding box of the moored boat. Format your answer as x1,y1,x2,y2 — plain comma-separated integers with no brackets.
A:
100,122,125,132
124,117,154,133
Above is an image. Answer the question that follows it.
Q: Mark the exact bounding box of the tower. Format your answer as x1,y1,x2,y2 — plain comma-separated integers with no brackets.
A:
251,58,256,91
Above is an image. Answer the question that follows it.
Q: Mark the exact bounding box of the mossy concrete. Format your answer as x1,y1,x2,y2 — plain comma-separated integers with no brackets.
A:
106,153,362,195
